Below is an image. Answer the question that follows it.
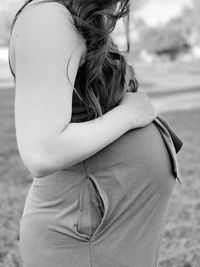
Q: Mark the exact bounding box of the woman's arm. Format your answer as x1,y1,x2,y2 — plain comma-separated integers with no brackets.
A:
38,106,131,177
13,2,131,178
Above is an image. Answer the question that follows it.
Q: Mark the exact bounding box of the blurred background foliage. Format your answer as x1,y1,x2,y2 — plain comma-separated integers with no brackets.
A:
0,1,200,267
129,0,200,61
1,0,200,61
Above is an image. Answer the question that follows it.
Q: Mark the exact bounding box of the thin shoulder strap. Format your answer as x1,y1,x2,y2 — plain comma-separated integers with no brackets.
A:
9,0,56,77
10,0,55,35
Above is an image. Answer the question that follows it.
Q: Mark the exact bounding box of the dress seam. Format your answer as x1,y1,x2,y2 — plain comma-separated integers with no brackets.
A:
89,241,93,267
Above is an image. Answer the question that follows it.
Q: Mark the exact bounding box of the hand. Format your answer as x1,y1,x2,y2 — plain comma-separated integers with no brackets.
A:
119,92,158,129
124,63,138,93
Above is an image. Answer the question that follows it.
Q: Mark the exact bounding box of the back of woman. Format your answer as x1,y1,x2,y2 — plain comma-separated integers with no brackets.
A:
9,0,183,266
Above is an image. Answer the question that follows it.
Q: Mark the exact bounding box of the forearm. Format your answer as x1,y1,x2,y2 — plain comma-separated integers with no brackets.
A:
36,105,131,177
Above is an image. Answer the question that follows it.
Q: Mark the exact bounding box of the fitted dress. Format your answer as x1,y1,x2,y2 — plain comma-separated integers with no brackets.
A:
13,91,182,267
9,3,183,266
17,103,182,267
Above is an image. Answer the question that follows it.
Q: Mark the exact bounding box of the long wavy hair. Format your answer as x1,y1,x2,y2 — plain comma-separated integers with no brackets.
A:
10,0,138,119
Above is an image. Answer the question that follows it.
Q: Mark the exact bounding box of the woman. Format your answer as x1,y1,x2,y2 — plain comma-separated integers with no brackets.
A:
9,0,182,266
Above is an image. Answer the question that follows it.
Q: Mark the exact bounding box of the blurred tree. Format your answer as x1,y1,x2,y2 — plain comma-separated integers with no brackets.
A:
133,17,147,32
192,0,200,44
128,17,148,59
167,5,198,46
130,0,147,12
168,0,200,46
112,0,149,56
123,0,149,57
140,26,190,60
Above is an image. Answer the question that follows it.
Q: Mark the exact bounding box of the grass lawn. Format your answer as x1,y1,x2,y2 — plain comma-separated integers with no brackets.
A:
134,60,200,96
0,88,200,267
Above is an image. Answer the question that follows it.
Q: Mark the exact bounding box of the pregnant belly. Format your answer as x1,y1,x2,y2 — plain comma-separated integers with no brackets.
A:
20,121,176,245
85,121,175,195
29,121,175,202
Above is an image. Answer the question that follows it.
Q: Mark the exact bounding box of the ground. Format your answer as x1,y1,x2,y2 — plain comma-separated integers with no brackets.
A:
0,60,200,267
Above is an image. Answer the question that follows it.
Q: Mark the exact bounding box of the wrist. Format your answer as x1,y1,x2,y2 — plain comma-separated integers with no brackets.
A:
116,104,133,132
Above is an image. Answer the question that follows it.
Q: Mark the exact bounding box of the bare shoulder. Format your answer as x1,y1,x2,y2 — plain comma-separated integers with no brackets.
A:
11,0,86,68
12,0,84,41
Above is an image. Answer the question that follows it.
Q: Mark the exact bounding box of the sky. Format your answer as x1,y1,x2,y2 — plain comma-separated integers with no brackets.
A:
134,0,192,26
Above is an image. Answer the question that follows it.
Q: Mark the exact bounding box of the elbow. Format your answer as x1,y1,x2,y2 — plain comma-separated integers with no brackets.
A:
17,132,71,177
19,149,55,178
29,158,51,178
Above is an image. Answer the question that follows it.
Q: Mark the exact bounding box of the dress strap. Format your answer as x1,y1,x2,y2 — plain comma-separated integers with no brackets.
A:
156,116,183,153
8,0,63,78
